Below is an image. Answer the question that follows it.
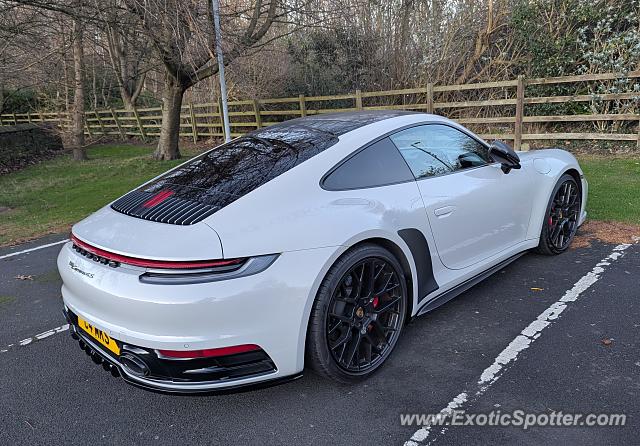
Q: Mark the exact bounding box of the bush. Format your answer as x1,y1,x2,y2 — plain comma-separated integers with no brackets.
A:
0,124,64,174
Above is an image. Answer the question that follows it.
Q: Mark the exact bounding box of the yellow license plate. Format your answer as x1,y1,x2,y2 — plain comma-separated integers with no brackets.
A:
77,316,120,356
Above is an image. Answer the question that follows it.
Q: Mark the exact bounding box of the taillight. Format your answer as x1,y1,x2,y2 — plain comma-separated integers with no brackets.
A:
70,234,244,270
157,344,261,359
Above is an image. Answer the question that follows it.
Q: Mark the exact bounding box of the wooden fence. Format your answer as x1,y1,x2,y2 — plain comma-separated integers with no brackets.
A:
1,71,639,150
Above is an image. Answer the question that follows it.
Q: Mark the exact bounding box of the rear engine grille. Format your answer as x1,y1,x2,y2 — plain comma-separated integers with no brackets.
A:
111,190,218,225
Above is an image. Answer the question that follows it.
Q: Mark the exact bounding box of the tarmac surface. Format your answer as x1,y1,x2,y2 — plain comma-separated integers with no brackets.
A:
0,233,637,445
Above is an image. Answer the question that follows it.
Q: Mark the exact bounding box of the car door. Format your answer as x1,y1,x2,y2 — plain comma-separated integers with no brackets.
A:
389,123,534,270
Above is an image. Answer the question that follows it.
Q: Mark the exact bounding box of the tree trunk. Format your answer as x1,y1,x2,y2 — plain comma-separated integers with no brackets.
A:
104,25,146,111
71,20,88,161
154,74,185,160
0,74,4,114
120,87,135,110
62,53,70,112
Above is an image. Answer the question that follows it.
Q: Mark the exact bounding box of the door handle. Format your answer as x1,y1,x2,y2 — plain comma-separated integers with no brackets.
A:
434,205,456,217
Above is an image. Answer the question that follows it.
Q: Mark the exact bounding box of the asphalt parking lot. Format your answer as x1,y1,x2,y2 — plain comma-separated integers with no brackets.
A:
0,233,638,445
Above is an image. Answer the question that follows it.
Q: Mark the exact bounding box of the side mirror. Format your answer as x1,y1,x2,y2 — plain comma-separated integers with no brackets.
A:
489,140,521,174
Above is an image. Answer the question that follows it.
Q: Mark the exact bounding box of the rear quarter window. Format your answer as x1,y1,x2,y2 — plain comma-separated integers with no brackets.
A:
322,137,415,190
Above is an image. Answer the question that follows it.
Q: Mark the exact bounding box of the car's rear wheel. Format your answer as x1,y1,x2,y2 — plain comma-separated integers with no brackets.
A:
306,244,407,383
536,174,582,255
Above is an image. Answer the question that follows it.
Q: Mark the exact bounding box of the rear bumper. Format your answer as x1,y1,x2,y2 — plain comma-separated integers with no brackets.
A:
65,309,302,394
58,241,339,392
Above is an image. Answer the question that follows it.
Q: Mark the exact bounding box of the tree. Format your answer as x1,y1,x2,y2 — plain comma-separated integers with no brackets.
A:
0,2,46,113
71,18,88,160
2,0,92,160
97,0,152,110
104,24,150,109
126,0,307,160
127,0,278,160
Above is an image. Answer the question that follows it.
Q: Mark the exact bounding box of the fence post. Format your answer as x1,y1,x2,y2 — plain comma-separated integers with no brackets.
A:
85,116,93,137
39,111,45,123
56,111,63,131
514,75,525,150
252,99,262,128
110,107,125,140
355,89,363,110
0,114,3,125
217,97,226,140
13,113,18,125
637,117,640,149
299,94,307,117
27,112,32,124
94,110,105,135
426,83,434,114
132,106,147,142
188,103,198,143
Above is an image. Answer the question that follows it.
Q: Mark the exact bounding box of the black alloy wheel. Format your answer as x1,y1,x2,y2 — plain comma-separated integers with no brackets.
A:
537,174,582,255
327,257,404,372
306,244,407,383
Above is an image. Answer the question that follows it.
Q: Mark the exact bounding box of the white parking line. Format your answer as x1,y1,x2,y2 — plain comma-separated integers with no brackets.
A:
0,324,70,353
405,243,633,445
0,239,68,260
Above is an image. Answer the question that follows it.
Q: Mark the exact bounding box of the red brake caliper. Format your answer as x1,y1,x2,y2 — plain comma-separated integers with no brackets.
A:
368,297,380,333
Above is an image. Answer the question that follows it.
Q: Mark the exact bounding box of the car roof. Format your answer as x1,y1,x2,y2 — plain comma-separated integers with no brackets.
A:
248,110,423,141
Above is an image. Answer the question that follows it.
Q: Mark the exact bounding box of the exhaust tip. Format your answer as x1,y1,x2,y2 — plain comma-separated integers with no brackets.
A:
120,353,150,377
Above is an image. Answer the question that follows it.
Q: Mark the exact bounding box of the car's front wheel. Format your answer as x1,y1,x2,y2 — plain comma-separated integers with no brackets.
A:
306,244,407,383
536,173,582,255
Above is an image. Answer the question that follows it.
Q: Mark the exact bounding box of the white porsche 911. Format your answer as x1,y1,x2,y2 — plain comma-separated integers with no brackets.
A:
58,111,586,393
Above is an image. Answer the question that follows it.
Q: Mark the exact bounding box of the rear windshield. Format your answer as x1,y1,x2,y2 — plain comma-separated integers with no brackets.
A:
141,125,339,209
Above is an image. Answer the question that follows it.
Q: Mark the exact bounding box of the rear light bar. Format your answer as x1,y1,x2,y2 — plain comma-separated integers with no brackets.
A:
157,344,261,359
70,234,244,270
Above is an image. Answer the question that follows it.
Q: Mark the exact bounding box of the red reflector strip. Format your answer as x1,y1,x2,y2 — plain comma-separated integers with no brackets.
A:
158,344,261,359
70,234,243,269
142,190,174,208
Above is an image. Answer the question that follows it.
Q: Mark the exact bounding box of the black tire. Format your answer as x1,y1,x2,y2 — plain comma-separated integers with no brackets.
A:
305,244,408,383
536,173,582,255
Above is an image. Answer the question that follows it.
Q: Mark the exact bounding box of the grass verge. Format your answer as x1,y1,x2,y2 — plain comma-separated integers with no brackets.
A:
0,144,198,245
0,146,638,246
578,156,640,224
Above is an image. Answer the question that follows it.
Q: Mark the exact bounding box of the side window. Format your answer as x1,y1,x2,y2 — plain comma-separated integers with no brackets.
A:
323,137,414,190
389,124,490,180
